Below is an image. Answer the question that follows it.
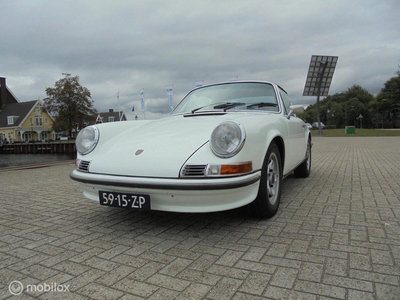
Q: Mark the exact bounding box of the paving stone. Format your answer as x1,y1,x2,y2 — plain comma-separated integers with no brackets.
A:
347,289,376,300
298,262,324,282
96,265,136,286
148,287,179,300
177,268,221,286
175,283,212,300
269,266,298,289
159,257,193,277
207,277,243,300
208,264,250,280
238,271,271,296
1,137,399,299
323,274,374,292
375,283,400,300
294,280,347,299
51,260,91,276
240,246,267,262
215,249,244,267
76,282,125,299
146,273,191,292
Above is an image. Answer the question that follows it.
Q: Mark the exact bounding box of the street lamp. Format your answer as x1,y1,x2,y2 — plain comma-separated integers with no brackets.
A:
357,114,363,129
327,109,330,126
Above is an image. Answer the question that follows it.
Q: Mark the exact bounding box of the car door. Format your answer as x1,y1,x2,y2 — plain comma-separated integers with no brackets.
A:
279,89,307,173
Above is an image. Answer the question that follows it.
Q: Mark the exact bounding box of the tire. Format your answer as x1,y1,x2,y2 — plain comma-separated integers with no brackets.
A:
294,138,311,178
248,142,282,218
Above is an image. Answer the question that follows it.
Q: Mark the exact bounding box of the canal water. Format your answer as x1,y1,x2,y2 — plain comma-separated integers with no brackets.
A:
0,154,75,168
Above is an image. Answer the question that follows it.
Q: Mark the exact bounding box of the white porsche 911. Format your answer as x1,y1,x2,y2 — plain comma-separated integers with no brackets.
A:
70,81,311,218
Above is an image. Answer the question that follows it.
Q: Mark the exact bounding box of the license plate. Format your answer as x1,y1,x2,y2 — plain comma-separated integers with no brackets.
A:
99,191,150,211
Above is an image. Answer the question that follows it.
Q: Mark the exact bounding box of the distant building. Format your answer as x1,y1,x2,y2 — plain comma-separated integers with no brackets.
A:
0,77,55,143
95,109,127,124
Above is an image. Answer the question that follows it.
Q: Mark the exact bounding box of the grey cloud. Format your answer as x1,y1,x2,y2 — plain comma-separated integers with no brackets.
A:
1,0,399,119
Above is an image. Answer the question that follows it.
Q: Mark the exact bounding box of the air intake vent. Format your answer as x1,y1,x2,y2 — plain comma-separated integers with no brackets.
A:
180,164,207,177
78,160,91,172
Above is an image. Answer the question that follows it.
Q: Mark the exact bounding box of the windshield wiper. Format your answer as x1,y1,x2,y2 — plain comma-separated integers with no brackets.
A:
190,102,245,114
246,102,278,108
191,106,207,114
213,102,245,111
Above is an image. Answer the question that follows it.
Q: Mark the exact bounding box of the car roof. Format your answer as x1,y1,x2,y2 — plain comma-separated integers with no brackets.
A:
188,80,289,96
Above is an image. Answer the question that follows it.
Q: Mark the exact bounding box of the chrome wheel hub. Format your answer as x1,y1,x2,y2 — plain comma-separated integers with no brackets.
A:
266,152,279,206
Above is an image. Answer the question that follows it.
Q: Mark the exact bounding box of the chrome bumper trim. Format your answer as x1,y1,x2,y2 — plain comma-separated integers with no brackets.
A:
70,170,260,191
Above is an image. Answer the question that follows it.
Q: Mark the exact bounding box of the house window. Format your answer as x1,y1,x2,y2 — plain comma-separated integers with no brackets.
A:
7,116,19,125
36,117,43,126
23,132,32,141
40,132,47,140
108,116,115,122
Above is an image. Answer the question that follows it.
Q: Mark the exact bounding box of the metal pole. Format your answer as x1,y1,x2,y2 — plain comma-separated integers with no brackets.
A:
316,61,328,136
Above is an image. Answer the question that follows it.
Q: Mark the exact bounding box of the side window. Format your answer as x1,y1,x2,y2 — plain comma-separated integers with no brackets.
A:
279,89,292,115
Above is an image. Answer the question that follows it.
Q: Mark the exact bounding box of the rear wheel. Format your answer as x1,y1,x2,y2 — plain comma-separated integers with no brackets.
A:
248,142,282,218
294,138,311,178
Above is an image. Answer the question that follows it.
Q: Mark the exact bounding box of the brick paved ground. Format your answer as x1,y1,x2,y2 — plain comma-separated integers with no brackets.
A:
0,137,399,299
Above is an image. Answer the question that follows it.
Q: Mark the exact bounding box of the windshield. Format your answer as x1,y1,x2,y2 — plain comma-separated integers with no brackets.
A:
171,82,279,114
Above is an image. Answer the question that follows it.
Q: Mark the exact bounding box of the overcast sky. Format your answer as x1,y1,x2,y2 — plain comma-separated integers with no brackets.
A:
1,0,399,119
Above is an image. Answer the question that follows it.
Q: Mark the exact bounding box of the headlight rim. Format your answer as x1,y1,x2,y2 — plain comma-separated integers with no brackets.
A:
76,126,100,155
210,120,246,158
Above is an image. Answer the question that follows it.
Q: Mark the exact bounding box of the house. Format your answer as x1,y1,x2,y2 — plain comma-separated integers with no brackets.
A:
0,77,55,143
95,109,127,124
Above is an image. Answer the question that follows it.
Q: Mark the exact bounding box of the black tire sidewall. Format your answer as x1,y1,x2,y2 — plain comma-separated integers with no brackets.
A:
251,142,282,218
294,138,311,178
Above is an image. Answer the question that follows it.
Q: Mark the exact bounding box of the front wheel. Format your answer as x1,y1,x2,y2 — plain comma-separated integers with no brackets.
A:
248,142,282,218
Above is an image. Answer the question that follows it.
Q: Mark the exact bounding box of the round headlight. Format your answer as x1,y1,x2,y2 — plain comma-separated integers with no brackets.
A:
210,121,245,157
76,126,99,155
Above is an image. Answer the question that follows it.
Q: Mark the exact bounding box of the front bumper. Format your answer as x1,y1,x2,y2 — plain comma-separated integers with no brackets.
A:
70,170,261,213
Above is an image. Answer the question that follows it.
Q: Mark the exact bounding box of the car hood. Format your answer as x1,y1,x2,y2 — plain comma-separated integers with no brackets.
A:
87,115,223,177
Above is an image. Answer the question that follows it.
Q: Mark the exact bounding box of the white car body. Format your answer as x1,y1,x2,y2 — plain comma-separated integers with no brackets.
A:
71,81,311,218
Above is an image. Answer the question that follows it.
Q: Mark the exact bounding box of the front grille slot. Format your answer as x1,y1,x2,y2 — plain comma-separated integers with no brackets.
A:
181,164,207,177
78,160,91,172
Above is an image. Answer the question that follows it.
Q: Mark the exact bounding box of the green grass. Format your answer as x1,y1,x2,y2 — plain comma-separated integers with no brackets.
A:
311,128,400,137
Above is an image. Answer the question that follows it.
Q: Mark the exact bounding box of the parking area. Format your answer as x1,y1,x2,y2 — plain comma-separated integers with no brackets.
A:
1,137,399,299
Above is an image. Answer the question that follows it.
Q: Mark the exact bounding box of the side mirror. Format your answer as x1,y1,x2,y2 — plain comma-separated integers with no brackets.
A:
287,105,305,119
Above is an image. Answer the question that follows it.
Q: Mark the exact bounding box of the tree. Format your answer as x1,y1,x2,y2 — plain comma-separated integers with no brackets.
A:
302,65,400,129
43,74,97,136
345,85,374,105
344,97,366,127
368,96,393,128
325,100,343,128
302,85,373,128
374,76,400,128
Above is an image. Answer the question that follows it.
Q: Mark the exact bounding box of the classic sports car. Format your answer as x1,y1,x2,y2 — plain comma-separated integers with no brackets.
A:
70,81,311,218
